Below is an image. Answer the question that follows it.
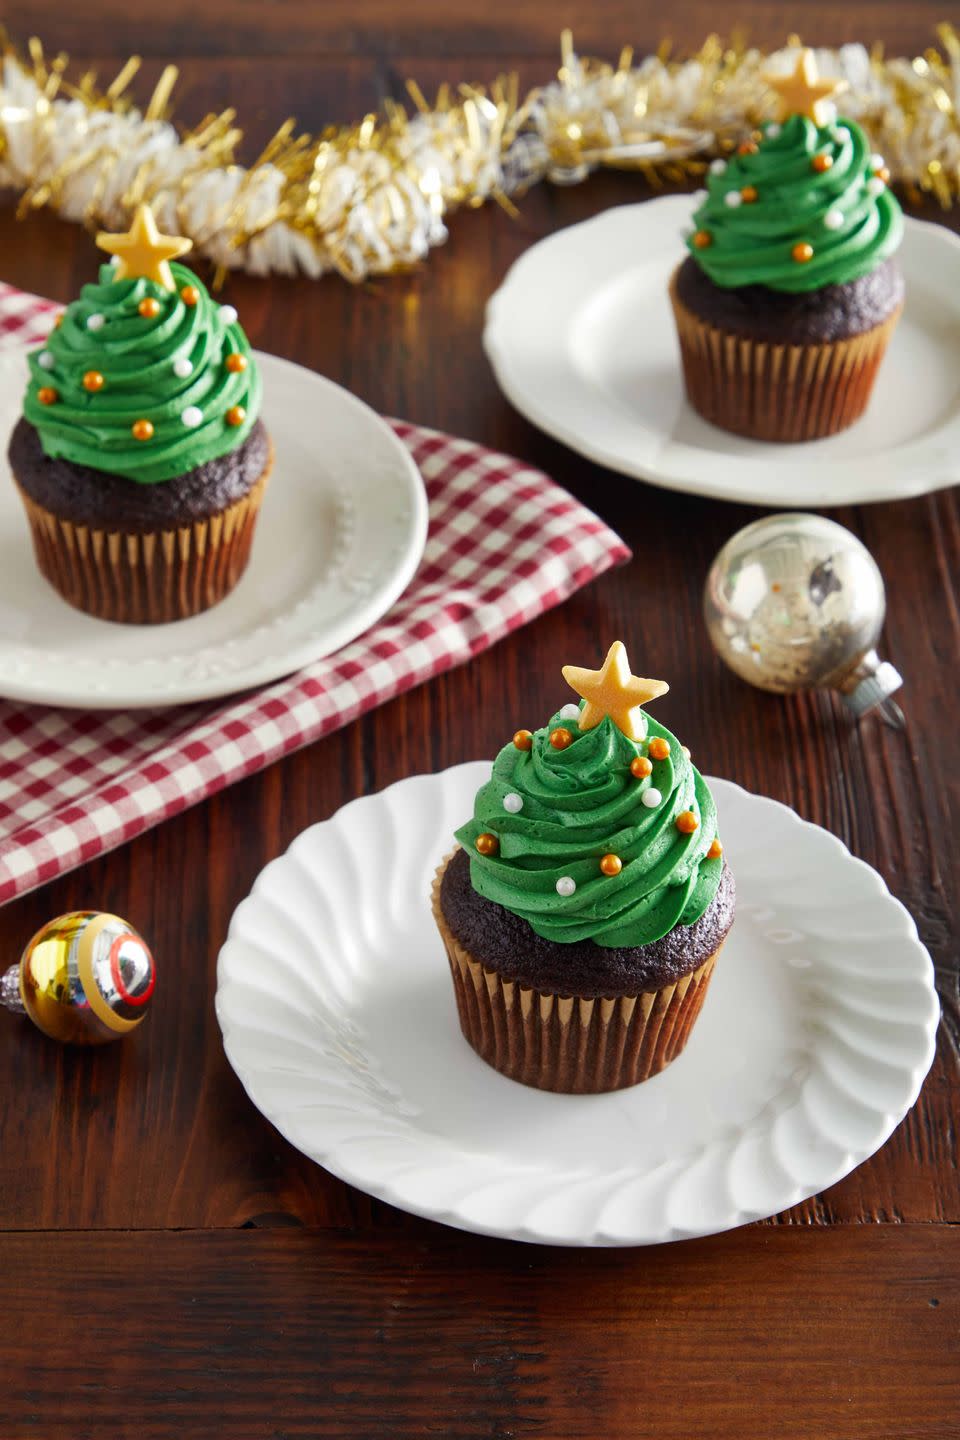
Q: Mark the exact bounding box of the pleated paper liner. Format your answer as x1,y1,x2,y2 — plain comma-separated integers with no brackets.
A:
13,445,272,624
669,267,901,443
432,860,721,1094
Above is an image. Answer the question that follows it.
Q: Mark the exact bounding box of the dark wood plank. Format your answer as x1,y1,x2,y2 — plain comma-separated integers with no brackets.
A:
0,17,955,1248
1,1226,957,1439
4,0,953,62
0,161,956,1230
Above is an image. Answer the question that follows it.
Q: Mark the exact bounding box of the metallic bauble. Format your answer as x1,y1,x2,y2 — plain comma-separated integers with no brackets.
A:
704,513,903,721
0,911,155,1044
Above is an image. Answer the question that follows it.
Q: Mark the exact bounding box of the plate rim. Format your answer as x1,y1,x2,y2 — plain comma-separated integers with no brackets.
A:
483,198,960,507
0,347,429,709
215,762,940,1247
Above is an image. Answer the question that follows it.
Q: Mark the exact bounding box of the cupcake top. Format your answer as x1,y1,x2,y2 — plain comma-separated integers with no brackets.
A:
454,642,724,948
23,205,261,485
686,49,903,294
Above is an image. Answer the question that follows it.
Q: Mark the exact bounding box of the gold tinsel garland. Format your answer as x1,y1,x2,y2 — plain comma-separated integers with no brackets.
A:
0,26,958,283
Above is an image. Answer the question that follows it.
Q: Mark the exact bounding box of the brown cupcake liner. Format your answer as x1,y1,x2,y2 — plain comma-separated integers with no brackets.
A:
432,859,721,1094
669,267,901,442
13,443,272,624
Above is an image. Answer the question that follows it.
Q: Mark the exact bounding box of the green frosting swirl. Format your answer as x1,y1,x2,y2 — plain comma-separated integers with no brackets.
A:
687,114,903,293
455,707,723,948
23,261,261,484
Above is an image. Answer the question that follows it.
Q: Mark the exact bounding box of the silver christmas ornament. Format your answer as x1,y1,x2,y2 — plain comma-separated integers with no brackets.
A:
704,513,904,725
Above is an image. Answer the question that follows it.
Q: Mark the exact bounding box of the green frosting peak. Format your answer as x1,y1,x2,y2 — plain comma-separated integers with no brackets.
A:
24,262,261,484
687,114,903,293
455,707,723,948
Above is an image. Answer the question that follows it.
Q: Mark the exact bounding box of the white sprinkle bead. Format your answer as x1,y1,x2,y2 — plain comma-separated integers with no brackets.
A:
691,188,707,204
502,792,523,814
555,876,577,897
108,254,121,266
219,304,238,325
173,356,194,378
870,153,886,170
823,208,845,231
709,158,727,175
765,122,781,138
641,788,662,809
181,405,203,428
557,703,581,721
866,177,885,198
724,190,743,208
86,313,105,331
681,746,691,759
37,351,55,371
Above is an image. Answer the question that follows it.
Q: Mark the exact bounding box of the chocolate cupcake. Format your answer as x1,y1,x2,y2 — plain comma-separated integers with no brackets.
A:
432,642,734,1094
8,205,271,623
670,49,904,442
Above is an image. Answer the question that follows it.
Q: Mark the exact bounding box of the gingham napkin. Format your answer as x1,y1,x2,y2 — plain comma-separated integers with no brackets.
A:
0,282,629,904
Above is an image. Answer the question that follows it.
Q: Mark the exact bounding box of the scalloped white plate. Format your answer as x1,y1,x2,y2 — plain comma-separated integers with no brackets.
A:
216,762,939,1246
483,198,960,506
0,349,428,708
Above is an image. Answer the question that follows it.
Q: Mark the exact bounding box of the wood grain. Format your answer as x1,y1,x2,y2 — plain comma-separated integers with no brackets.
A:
4,0,953,63
0,165,955,1233
2,1226,958,1439
0,3,957,1429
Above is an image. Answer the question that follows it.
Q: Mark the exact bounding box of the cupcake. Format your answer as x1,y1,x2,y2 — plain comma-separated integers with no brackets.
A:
670,48,904,442
8,204,271,623
432,642,734,1094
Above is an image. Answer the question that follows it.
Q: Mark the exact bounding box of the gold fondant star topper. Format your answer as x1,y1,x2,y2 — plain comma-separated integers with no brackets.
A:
763,47,847,126
96,204,192,291
562,642,668,742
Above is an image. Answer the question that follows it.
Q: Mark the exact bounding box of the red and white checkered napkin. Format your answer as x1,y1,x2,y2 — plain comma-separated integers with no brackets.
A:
0,281,630,904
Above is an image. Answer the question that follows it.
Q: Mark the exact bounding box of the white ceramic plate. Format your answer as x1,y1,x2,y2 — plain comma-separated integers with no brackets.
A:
484,197,960,507
216,762,939,1247
0,349,428,708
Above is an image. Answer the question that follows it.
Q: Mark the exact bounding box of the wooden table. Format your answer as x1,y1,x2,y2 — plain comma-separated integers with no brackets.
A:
1,3,957,1434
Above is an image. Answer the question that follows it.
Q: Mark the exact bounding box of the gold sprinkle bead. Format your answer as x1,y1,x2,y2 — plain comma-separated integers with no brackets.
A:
648,737,670,762
812,154,833,173
225,405,246,427
549,727,573,750
225,352,247,373
792,242,814,263
475,833,499,856
180,285,200,307
132,419,154,441
138,297,161,319
692,230,712,249
513,729,533,751
53,315,63,328
83,370,105,392
630,755,653,779
741,185,758,203
737,141,758,155
708,838,723,859
676,811,699,835
874,165,891,184
37,386,58,405
599,853,622,876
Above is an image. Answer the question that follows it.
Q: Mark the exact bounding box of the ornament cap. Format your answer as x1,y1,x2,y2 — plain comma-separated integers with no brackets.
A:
838,652,905,725
0,964,24,1015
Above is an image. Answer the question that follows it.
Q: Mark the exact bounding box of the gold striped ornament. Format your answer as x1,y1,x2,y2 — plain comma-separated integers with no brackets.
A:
0,911,155,1044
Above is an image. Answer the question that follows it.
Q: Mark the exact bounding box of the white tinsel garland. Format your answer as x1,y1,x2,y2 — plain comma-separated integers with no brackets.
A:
1,27,958,283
